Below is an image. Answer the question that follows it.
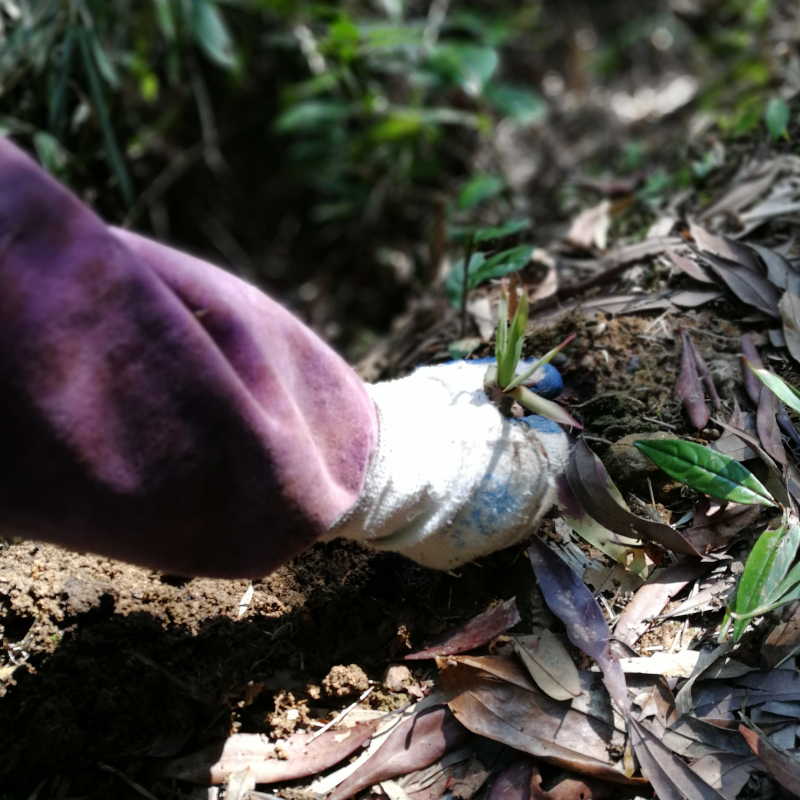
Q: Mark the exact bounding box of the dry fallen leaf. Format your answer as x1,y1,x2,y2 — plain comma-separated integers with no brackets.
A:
510,630,581,702
438,657,640,785
165,720,382,785
406,599,520,661
566,200,612,251
328,705,472,800
739,723,800,796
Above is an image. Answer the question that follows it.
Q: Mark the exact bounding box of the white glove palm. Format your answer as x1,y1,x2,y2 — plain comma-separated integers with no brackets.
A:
327,360,569,569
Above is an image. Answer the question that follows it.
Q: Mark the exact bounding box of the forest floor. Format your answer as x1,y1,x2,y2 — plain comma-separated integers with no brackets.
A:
3,5,800,800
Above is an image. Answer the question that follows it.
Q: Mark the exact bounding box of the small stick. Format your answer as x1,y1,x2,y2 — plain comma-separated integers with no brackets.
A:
308,686,374,743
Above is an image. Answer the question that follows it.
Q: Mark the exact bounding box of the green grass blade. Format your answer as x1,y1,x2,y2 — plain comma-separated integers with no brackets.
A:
495,290,508,371
49,26,74,133
747,361,800,416
78,28,134,207
633,438,776,507
498,292,527,388
732,510,799,640
504,333,575,392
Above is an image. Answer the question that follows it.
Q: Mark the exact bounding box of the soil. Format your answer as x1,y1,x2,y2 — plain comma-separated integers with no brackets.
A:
0,301,758,799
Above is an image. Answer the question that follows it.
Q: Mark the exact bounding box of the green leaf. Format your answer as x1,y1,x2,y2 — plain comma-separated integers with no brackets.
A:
49,27,74,133
33,131,68,175
473,218,529,243
747,362,800,416
457,173,504,211
633,439,776,507
504,334,574,392
191,0,236,68
498,293,528,387
445,252,485,307
732,510,799,639
485,83,546,125
274,101,350,133
495,289,508,367
765,97,790,141
369,110,423,141
431,43,499,97
471,244,533,285
152,0,176,40
508,386,582,428
90,32,119,89
77,28,134,207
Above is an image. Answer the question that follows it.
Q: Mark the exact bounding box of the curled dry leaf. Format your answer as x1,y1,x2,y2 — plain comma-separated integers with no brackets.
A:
510,630,581,702
681,498,763,554
614,558,711,648
528,537,627,713
328,705,472,800
740,335,765,406
566,200,612,251
406,599,520,661
165,719,381,785
685,334,720,409
739,723,800,797
567,438,702,557
675,330,710,430
437,657,641,785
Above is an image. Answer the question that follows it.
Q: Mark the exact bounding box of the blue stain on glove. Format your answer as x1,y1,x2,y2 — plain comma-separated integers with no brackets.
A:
510,415,564,436
463,356,563,400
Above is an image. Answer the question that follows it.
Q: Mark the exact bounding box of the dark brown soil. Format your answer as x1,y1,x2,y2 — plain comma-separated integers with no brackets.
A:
0,532,540,799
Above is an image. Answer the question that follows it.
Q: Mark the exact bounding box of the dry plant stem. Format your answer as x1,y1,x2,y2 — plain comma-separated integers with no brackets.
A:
308,686,374,742
460,231,476,338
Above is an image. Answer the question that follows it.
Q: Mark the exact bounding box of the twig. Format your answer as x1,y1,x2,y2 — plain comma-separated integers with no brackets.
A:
308,686,374,743
460,231,475,338
582,434,615,446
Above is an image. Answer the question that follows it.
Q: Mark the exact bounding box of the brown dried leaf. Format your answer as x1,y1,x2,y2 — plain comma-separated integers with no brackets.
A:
629,718,726,800
690,752,761,800
699,250,780,318
406,599,520,661
681,498,763,553
530,762,614,800
763,601,800,668
749,244,798,290
528,537,628,713
328,706,472,800
165,720,381,785
566,200,612,251
438,659,641,785
567,439,702,557
688,222,761,270
780,289,800,366
668,248,714,284
675,330,710,429
756,380,787,465
686,334,721,409
614,558,711,647
510,630,581,702
739,723,800,796
740,335,765,405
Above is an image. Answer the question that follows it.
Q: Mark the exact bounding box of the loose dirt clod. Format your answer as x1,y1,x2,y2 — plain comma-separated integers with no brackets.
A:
322,664,370,698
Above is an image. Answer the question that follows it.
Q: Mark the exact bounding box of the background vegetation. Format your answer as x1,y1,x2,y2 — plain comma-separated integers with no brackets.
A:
0,0,794,354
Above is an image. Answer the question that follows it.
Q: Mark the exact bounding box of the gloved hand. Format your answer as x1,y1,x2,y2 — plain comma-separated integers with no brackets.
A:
326,358,569,569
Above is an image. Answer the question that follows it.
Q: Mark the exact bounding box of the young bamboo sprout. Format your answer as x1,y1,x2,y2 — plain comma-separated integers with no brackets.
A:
486,283,581,427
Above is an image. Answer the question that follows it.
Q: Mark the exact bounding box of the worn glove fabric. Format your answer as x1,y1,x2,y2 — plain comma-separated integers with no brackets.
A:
328,360,569,569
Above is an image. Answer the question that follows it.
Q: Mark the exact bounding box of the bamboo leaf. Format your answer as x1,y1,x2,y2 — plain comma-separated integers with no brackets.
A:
731,510,799,640
509,386,582,428
633,439,776,507
747,362,800,416
191,0,236,68
504,334,574,391
77,28,134,207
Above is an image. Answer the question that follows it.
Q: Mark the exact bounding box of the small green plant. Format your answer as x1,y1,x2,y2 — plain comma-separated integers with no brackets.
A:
635,362,800,642
483,283,579,427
